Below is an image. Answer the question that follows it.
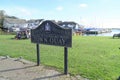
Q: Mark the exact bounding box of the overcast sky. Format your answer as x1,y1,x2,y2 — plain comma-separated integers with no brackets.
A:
0,0,120,28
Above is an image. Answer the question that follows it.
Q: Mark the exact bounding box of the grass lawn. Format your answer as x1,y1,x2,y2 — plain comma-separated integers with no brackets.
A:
0,35,120,80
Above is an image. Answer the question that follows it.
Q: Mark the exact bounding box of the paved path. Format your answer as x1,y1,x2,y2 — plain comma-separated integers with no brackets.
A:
0,56,87,80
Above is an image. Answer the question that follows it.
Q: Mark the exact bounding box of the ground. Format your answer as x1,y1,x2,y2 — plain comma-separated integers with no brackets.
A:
0,56,88,80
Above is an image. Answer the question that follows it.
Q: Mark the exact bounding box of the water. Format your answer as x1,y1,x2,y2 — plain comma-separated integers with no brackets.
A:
85,29,120,36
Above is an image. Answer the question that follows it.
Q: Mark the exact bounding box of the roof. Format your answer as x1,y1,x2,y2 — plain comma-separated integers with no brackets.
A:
58,21,77,25
27,19,44,23
4,18,26,24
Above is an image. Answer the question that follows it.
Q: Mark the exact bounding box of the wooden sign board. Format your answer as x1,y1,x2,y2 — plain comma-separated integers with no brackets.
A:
31,20,72,47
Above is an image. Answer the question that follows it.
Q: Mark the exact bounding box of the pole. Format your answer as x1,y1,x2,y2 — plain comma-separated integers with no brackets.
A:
36,44,40,66
64,47,68,74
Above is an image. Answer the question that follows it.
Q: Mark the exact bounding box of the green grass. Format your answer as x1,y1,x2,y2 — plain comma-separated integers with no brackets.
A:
0,35,120,80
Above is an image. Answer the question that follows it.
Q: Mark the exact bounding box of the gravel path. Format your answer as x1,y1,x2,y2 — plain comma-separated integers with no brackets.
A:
0,56,88,80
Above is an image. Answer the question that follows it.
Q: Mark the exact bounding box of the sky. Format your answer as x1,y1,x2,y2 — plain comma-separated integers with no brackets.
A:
0,0,120,28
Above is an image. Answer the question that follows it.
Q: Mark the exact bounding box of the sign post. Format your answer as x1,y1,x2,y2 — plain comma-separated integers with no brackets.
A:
31,20,72,74
36,44,40,66
64,47,68,74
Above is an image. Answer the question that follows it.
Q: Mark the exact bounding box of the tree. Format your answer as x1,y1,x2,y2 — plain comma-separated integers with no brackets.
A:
0,10,5,28
0,10,18,30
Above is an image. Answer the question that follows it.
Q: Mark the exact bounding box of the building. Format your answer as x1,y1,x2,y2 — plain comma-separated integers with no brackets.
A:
3,18,27,32
58,21,84,31
58,21,84,35
27,19,44,29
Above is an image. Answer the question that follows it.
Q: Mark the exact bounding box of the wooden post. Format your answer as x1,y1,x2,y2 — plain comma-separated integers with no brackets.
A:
64,47,68,74
36,44,40,66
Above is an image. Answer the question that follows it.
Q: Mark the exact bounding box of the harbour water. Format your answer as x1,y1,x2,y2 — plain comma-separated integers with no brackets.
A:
85,29,120,36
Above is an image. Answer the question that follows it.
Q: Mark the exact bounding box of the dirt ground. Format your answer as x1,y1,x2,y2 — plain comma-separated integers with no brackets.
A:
0,56,88,80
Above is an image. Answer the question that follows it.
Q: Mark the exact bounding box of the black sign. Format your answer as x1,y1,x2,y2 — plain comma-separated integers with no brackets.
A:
31,20,72,47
